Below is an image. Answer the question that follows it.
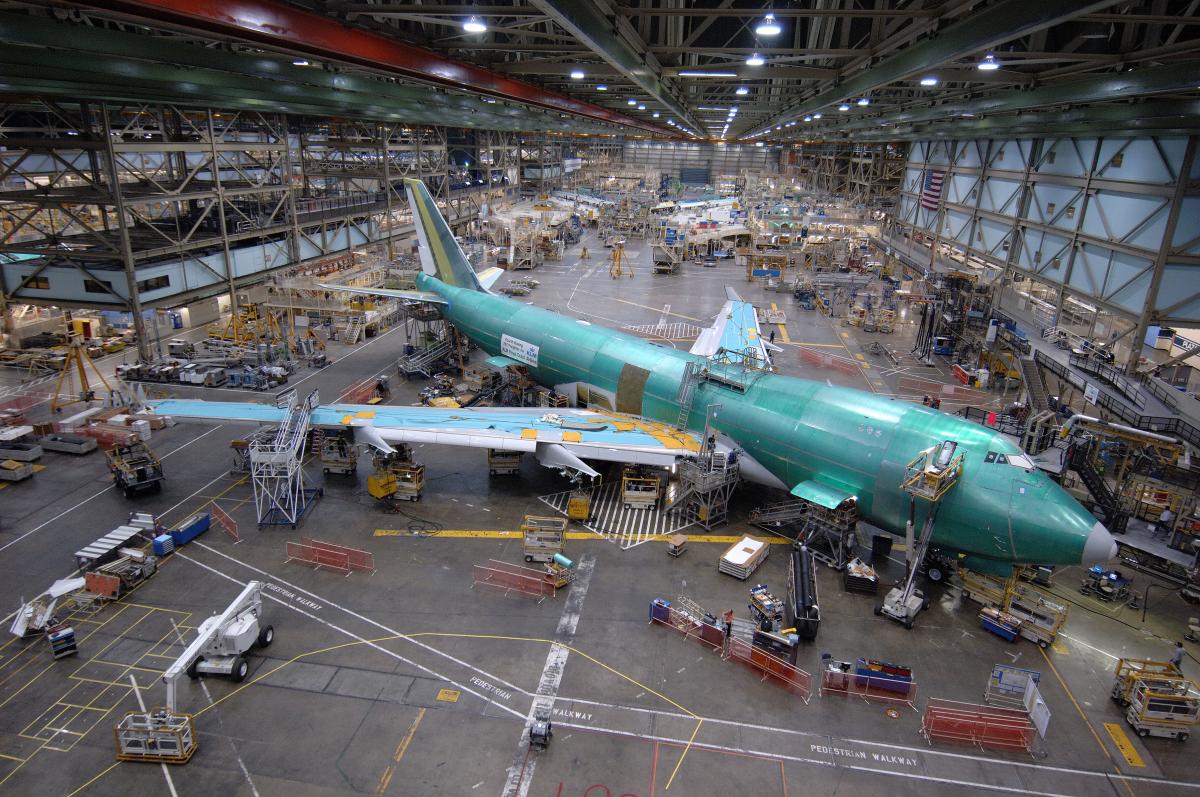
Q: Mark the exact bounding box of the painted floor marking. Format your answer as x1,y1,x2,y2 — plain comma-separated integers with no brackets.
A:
539,483,694,548
371,529,791,544
1102,723,1146,768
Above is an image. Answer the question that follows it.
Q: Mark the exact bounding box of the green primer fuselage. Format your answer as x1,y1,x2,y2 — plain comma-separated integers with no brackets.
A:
423,273,1102,567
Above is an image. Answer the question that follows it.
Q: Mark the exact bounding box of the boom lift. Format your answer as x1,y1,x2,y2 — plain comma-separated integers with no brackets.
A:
877,441,963,629
162,581,274,702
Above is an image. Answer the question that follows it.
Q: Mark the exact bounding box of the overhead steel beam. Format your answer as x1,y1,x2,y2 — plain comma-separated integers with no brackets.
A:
79,0,668,135
527,0,703,133
749,0,1124,135
785,62,1200,139
820,99,1200,142
0,14,617,133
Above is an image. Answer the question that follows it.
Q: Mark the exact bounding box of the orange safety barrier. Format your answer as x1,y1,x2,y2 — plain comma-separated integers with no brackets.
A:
648,599,726,653
921,698,1036,754
798,346,859,375
84,571,122,599
286,540,350,575
472,559,555,600
211,501,240,544
725,637,811,702
76,424,141,447
301,537,375,574
821,667,918,709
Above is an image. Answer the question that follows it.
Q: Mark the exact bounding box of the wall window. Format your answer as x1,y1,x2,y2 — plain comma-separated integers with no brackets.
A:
24,276,49,290
84,278,113,294
1110,152,1124,168
137,275,170,293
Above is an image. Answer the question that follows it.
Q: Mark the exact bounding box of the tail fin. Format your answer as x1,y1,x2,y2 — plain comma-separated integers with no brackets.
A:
404,178,484,291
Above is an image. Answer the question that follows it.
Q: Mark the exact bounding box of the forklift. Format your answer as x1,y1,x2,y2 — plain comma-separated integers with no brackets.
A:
105,442,165,498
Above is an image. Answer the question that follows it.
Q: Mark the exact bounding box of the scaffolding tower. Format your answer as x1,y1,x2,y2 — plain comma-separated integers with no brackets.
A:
666,452,740,530
250,388,322,528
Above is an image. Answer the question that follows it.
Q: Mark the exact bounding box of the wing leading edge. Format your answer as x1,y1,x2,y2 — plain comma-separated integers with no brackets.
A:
148,400,701,478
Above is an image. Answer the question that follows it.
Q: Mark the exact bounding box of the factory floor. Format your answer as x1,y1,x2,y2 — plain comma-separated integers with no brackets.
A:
0,229,1197,797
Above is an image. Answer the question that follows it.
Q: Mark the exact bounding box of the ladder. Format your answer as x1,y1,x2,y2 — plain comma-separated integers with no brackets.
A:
250,389,320,527
676,360,701,429
1019,357,1050,412
396,338,453,378
340,315,364,345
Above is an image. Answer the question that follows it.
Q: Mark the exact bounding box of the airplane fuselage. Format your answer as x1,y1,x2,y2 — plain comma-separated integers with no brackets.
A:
424,273,1111,568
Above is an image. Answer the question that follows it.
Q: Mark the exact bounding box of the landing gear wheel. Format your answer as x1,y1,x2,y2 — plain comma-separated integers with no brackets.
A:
231,656,249,683
186,657,203,679
1039,639,1050,649
1137,728,1149,738
873,605,883,616
904,618,914,630
525,555,533,562
926,566,944,584
1178,732,1189,742
257,624,274,648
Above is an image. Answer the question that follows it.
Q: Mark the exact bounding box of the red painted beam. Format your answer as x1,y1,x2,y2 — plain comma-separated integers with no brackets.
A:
85,0,668,135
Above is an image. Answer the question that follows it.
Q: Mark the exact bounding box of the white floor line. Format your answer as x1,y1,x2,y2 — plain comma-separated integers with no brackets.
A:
502,556,595,797
0,424,225,555
174,552,526,722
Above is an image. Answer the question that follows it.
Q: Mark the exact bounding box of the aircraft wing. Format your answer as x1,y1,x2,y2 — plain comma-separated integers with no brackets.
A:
316,282,446,305
689,287,779,363
148,400,701,478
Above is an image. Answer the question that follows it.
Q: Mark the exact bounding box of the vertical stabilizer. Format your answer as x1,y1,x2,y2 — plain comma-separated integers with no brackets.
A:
404,177,483,290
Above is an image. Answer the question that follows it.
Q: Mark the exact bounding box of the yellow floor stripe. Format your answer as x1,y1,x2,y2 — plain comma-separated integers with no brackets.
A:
373,529,793,544
770,302,791,344
1103,722,1146,768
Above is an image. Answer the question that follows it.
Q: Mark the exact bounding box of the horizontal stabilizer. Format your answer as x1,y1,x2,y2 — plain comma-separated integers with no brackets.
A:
316,283,446,305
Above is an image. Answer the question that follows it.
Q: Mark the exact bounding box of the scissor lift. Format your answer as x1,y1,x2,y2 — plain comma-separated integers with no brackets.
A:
877,441,963,629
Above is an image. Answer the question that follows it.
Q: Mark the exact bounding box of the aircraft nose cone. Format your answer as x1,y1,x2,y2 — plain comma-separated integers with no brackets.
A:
1082,520,1118,565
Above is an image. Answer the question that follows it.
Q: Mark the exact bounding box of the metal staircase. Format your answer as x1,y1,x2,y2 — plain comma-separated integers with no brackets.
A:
676,361,701,429
396,338,453,378
664,452,740,530
1069,442,1128,533
1019,356,1050,412
250,388,322,527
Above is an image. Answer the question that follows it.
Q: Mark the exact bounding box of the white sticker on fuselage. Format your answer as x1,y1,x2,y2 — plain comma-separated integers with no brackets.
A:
500,333,539,367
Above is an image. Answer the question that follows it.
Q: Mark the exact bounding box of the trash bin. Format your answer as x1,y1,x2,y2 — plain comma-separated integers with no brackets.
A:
870,534,893,561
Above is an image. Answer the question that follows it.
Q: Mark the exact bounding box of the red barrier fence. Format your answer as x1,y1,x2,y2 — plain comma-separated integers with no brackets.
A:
338,376,379,404
211,502,240,544
301,537,375,574
648,599,725,653
725,637,811,702
820,667,918,709
897,375,988,404
472,559,555,600
286,540,350,575
798,346,859,375
921,698,1036,754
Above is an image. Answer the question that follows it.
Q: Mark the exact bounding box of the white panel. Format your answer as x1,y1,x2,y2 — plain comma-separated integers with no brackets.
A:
979,177,1021,214
1171,197,1200,254
1035,138,1093,177
1087,191,1169,250
1156,263,1200,322
988,139,1028,172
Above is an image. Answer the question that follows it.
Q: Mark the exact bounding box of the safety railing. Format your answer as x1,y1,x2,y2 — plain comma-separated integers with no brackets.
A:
1034,350,1200,448
820,666,917,710
897,374,987,403
210,501,240,544
286,537,374,576
1067,353,1146,410
648,598,726,653
472,559,555,601
921,698,1036,755
725,637,812,702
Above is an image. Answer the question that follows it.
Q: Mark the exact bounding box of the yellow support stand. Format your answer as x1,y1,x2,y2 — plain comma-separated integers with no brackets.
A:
51,335,112,412
609,240,632,279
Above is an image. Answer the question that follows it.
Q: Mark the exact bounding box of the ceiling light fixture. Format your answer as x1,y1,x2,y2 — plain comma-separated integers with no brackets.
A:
920,76,938,86
652,112,660,118
627,98,637,105
595,84,608,91
736,86,749,95
813,112,822,119
638,104,646,110
570,70,584,80
678,71,738,77
977,53,1000,71
838,103,850,111
745,53,765,67
755,14,781,37
856,97,870,106
463,16,487,34
803,115,812,122
292,59,311,66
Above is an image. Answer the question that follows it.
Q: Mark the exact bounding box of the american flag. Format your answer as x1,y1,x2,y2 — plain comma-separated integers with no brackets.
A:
920,170,945,211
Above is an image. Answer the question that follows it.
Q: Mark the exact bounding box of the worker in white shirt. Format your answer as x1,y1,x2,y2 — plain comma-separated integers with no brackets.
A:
1157,507,1176,539
1170,641,1185,670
